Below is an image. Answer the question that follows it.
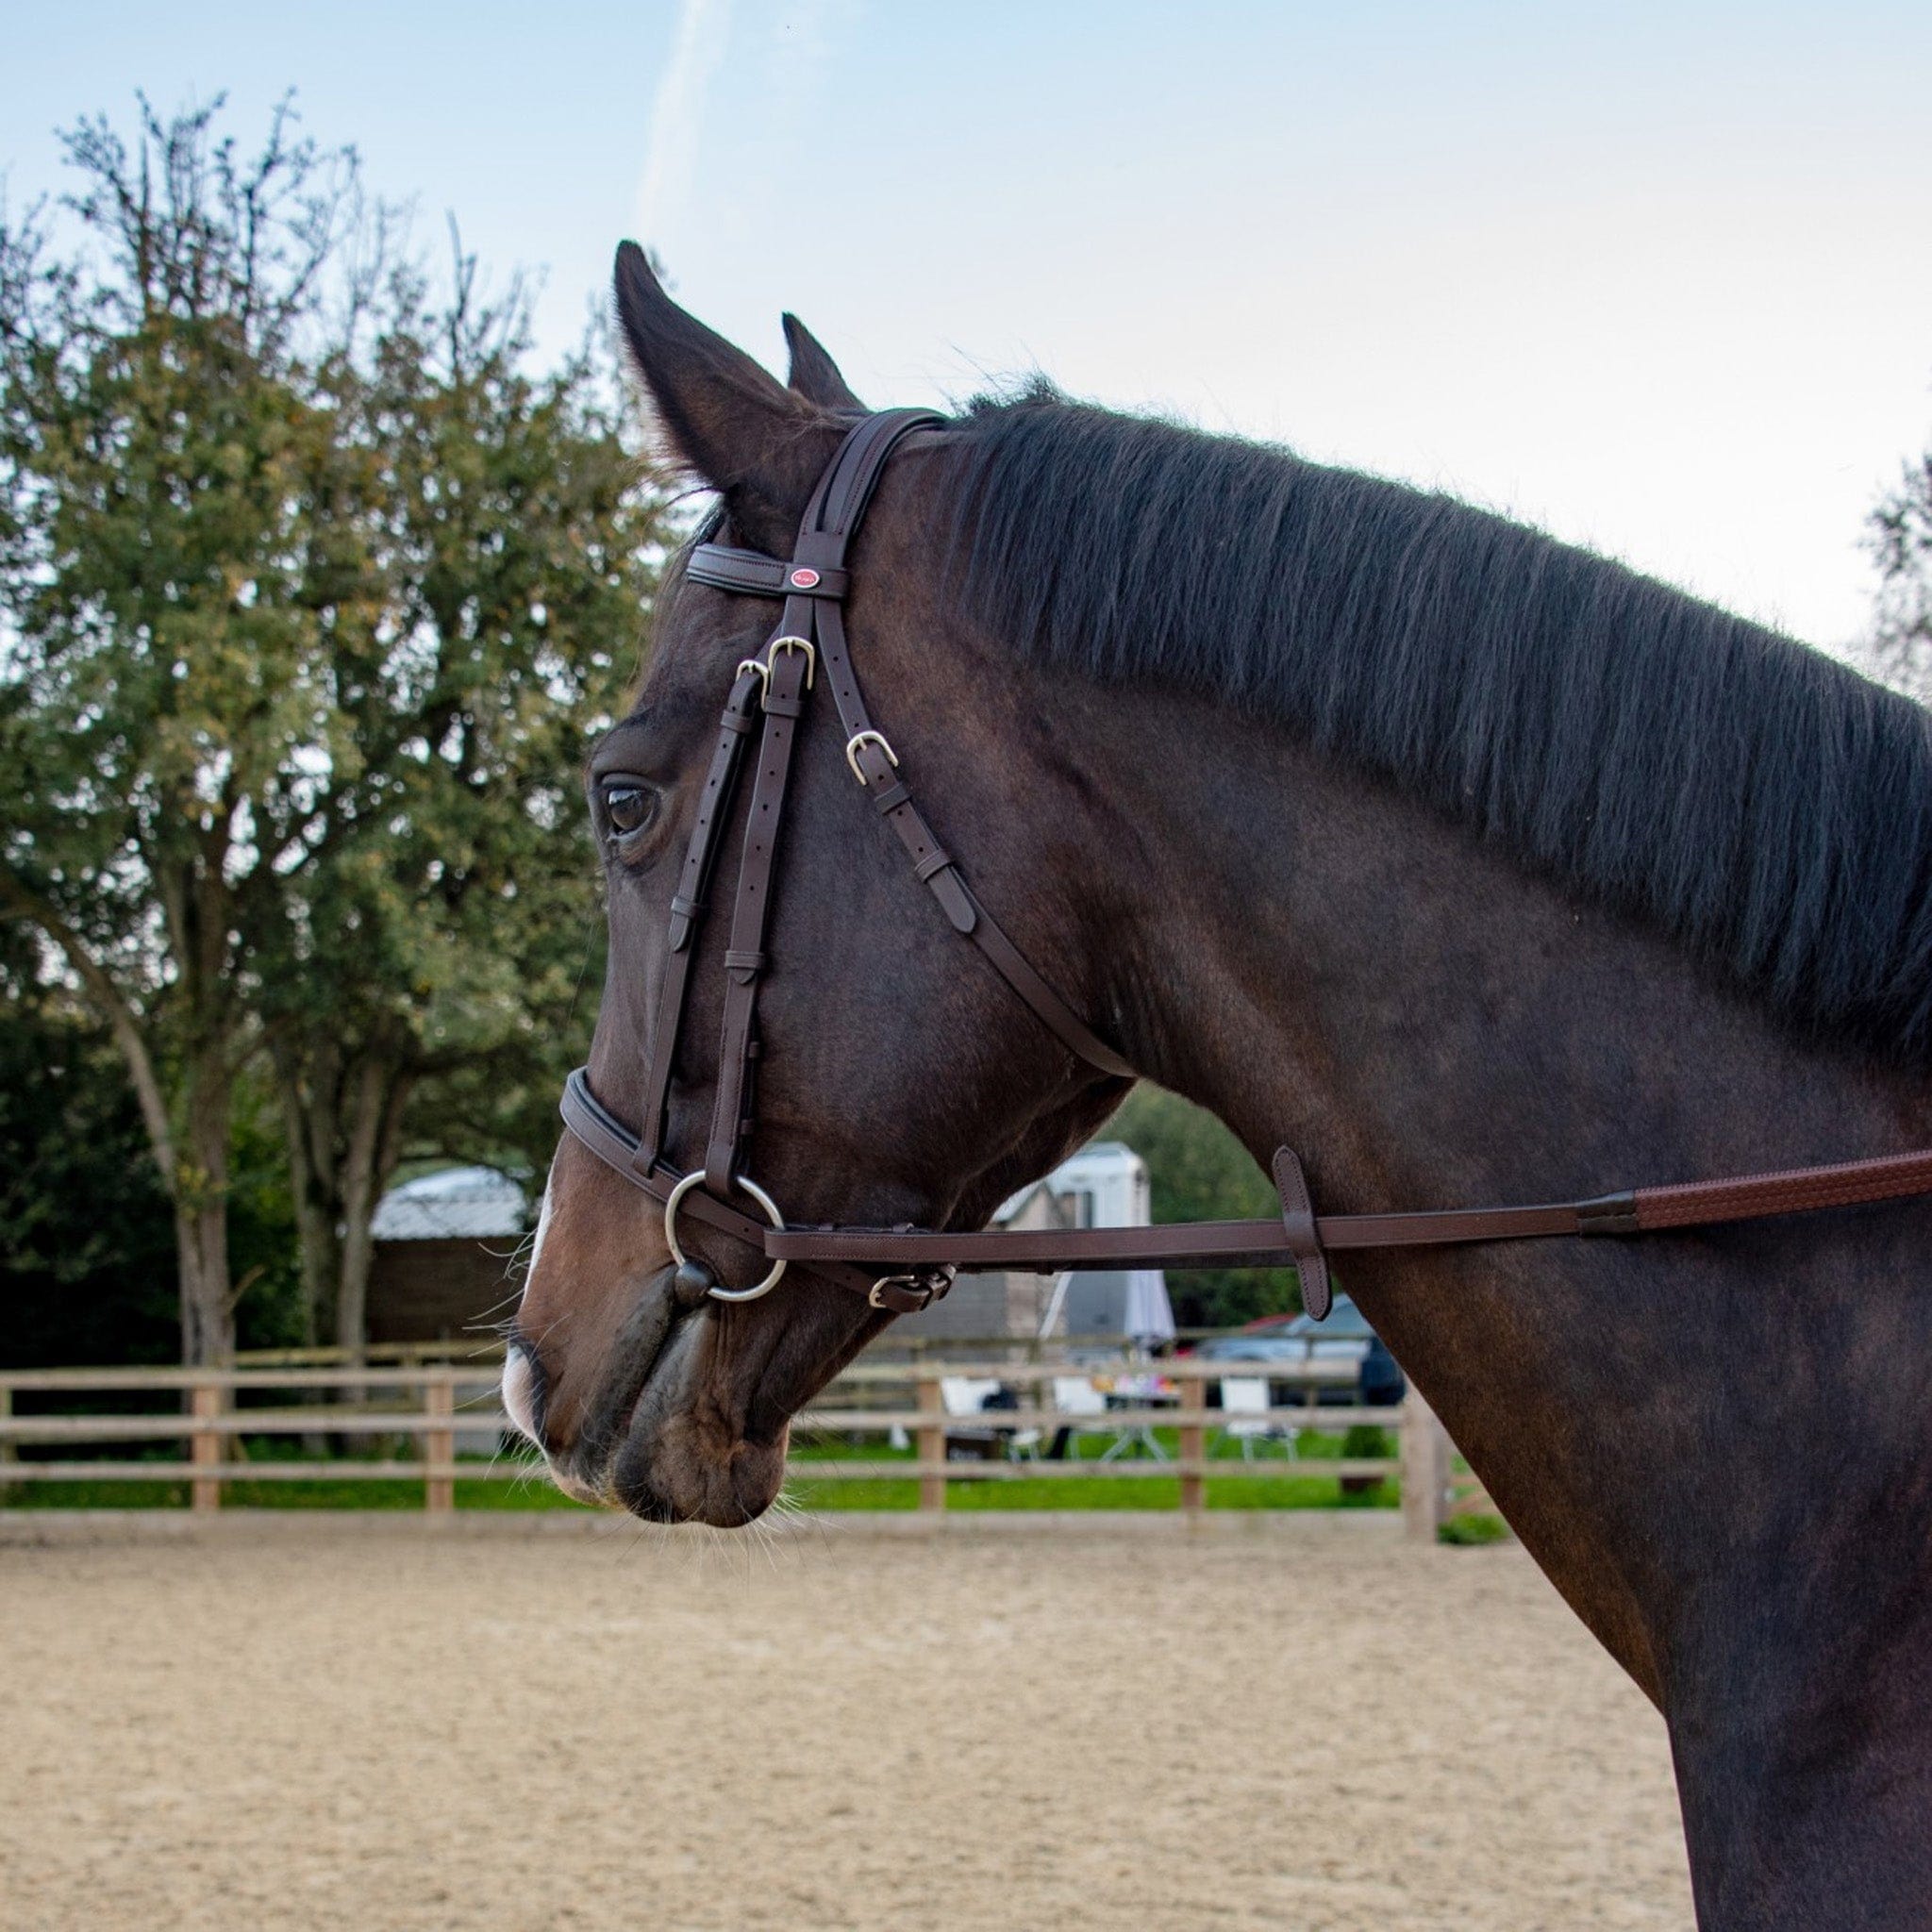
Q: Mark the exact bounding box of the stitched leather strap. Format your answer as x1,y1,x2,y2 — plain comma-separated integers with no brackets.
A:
564,406,1932,1323
688,545,849,600
632,665,765,1173
703,640,811,1191
565,1070,1932,1282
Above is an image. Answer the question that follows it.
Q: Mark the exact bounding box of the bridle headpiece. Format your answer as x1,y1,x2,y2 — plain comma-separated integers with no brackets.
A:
560,408,1131,1315
560,411,1932,1322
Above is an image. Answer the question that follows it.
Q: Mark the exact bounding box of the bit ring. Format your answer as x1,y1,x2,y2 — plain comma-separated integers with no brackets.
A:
662,1170,788,1303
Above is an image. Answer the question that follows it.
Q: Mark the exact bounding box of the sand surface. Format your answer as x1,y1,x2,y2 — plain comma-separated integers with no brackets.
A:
0,1516,1692,1931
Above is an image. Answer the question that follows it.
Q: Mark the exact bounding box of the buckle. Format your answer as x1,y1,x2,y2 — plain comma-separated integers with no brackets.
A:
868,1268,955,1311
739,638,815,711
766,635,815,688
845,729,899,784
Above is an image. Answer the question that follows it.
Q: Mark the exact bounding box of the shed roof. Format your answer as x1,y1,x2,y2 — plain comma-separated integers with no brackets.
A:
371,1166,529,1242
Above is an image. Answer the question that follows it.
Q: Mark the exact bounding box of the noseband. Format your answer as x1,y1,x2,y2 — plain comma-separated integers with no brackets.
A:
560,407,1124,1314
560,410,1932,1320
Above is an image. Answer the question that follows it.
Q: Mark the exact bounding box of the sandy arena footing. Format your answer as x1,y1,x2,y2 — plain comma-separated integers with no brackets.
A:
0,1513,1693,1931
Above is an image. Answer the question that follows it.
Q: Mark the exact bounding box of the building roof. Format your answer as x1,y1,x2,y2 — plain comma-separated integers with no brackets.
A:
371,1166,529,1242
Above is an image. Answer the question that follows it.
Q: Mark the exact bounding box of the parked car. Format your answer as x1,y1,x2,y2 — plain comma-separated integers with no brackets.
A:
1184,1295,1406,1407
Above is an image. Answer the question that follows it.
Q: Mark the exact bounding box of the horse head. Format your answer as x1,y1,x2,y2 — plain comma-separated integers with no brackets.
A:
505,246,1132,1524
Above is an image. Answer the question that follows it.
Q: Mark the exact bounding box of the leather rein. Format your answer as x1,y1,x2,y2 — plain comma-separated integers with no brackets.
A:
560,408,1932,1322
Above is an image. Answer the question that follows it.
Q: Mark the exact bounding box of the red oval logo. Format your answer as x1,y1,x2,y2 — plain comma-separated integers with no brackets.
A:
791,568,821,589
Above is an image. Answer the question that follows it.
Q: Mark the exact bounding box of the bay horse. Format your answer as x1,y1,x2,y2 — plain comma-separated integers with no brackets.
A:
508,243,1932,1926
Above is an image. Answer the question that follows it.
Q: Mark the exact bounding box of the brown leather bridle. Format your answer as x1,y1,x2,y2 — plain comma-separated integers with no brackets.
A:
560,408,1932,1323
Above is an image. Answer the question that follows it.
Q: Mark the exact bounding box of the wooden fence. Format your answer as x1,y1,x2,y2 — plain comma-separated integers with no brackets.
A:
0,1358,1483,1540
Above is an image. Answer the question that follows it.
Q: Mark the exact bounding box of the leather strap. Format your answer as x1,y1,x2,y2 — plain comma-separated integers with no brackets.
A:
1273,1147,1330,1320
564,406,1932,1325
688,545,849,600
565,1068,1932,1283
847,728,1136,1074
632,665,764,1173
703,640,812,1191
1632,1148,1932,1229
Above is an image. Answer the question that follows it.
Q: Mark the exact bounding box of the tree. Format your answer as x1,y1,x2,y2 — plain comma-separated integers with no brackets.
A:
0,98,367,1360
1,96,663,1360
1105,1086,1297,1328
1867,448,1932,701
0,928,303,1368
258,249,650,1356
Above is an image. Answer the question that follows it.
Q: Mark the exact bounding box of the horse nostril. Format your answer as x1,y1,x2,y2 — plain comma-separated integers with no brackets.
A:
671,1259,717,1307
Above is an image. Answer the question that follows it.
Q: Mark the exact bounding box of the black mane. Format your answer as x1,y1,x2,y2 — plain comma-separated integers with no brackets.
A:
945,388,1932,1066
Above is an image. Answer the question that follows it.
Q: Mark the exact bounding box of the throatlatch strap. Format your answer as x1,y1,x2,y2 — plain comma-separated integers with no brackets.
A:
563,407,1932,1324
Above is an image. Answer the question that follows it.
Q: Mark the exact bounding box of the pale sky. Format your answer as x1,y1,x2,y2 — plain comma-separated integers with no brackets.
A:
6,0,1930,653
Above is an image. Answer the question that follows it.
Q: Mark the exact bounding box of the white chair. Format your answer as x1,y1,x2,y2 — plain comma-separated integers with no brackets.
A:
1218,1376,1299,1461
941,1375,1006,1461
941,1375,1002,1416
1050,1374,1146,1461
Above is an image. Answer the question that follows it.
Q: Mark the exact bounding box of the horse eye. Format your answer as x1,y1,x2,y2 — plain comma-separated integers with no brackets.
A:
601,783,656,838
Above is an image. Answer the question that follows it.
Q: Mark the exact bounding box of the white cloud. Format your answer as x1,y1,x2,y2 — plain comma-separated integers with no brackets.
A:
635,0,736,244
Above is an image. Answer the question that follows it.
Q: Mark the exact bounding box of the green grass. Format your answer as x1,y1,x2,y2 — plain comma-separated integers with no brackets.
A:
778,1425,1400,1513
1438,1510,1511,1545
0,1425,1404,1515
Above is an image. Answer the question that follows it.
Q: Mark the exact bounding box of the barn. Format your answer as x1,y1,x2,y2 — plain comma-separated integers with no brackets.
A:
365,1166,529,1344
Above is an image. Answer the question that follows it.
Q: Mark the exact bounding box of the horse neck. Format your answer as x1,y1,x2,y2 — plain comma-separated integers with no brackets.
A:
1081,687,1932,1212
1009,634,1932,1924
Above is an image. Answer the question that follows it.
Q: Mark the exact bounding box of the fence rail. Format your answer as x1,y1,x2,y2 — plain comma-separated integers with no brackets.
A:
0,1358,1484,1539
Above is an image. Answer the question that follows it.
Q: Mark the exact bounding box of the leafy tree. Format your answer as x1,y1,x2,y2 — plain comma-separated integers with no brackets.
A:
258,251,651,1356
1105,1085,1298,1328
1868,446,1932,700
0,99,367,1359
0,96,661,1360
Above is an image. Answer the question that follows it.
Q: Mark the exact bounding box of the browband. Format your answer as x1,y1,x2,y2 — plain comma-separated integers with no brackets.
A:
562,410,1932,1321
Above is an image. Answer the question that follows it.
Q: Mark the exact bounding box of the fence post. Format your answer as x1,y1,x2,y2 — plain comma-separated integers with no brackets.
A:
1401,1392,1448,1543
424,1371,455,1515
915,1372,945,1513
0,1381,14,1505
191,1376,225,1513
1177,1370,1206,1514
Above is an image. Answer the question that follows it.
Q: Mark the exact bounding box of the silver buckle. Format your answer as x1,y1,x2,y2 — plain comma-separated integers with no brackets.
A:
765,635,815,688
869,1274,921,1311
867,1269,953,1311
845,729,899,784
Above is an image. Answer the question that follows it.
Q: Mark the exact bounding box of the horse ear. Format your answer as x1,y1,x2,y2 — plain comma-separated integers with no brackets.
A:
782,313,866,413
613,243,840,551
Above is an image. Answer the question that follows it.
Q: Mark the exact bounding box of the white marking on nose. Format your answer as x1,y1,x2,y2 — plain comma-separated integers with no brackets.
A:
502,1348,539,1443
526,1170,556,1284
502,1167,556,1444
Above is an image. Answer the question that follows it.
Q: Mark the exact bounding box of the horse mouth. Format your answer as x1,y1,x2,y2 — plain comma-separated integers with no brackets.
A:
508,1277,789,1527
607,1321,791,1527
